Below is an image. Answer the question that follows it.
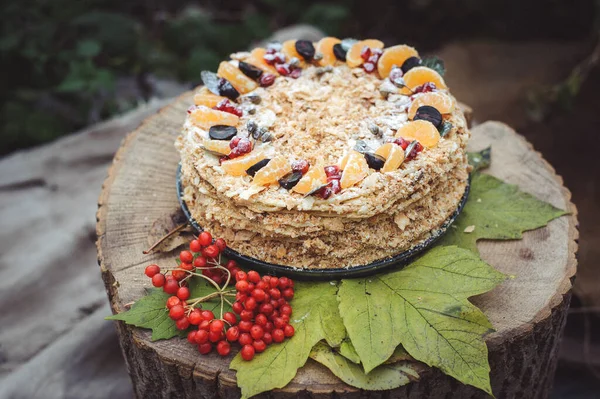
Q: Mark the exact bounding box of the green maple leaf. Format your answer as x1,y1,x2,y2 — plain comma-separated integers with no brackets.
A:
337,246,506,395
310,342,421,391
230,281,346,399
438,172,567,253
467,147,491,172
105,288,184,341
188,277,232,316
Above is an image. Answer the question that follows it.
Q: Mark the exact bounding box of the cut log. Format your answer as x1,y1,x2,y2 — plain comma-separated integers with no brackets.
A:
97,92,578,398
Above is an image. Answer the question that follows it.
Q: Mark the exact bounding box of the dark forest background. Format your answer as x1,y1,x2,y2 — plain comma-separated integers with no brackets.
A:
0,0,597,155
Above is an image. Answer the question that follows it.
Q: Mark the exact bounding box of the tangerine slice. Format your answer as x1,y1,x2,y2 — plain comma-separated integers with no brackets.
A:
193,87,227,108
408,92,455,119
281,40,306,67
202,139,231,156
292,160,327,195
340,151,369,189
316,37,341,66
246,48,279,75
401,66,447,95
338,152,350,170
252,156,290,186
377,45,419,78
346,39,384,68
375,143,405,173
217,61,258,94
189,106,239,130
395,120,440,148
221,149,267,177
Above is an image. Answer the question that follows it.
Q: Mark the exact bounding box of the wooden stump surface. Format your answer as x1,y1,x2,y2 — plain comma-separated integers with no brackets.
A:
97,92,578,398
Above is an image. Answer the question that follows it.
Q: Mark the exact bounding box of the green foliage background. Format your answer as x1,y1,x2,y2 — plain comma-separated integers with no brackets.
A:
0,0,594,155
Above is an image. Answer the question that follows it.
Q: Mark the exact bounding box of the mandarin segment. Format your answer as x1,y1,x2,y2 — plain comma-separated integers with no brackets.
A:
221,150,267,176
340,151,369,189
376,45,419,78
247,48,279,75
401,66,447,95
316,37,341,66
190,106,240,130
252,156,290,186
281,40,306,67
202,139,231,156
408,92,455,119
375,143,405,172
395,120,440,148
346,39,384,68
292,161,327,195
217,61,258,94
193,87,228,108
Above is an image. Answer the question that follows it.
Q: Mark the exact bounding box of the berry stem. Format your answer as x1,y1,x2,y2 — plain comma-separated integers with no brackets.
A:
142,223,189,254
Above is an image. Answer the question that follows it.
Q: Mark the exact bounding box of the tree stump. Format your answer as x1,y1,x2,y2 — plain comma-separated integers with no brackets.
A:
97,92,578,398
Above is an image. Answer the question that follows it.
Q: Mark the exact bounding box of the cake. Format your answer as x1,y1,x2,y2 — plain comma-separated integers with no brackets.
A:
176,38,470,269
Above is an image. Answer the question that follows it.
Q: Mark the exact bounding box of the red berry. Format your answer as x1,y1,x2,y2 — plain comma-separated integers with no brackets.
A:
152,273,166,287
406,142,424,161
209,330,223,343
235,280,249,292
255,313,268,326
180,250,193,264
250,325,264,340
272,329,285,343
236,292,248,303
256,281,268,291
264,321,274,333
275,63,291,76
163,279,179,295
281,315,290,324
171,269,186,281
290,68,302,79
241,344,255,361
198,342,212,354
189,239,202,253
259,73,276,87
188,309,202,325
232,301,244,314
273,317,286,329
210,319,225,334
180,262,193,271
270,299,280,309
195,329,209,344
239,333,253,346
198,231,212,246
268,277,279,289
203,245,220,259
177,286,190,301
214,99,243,117
262,275,271,283
169,305,185,320
240,309,254,322
239,320,253,333
187,330,197,344
330,179,341,194
176,317,190,330
284,324,295,338
263,332,273,345
268,288,281,300
212,275,223,285
324,165,341,178
201,310,215,321
235,271,248,282
282,288,294,301
363,62,375,73
244,297,258,311
360,45,372,61
259,303,274,316
251,289,266,302
199,320,211,331
223,312,237,326
226,326,240,342
235,138,252,154
226,259,237,270
253,339,267,353
392,137,410,150
291,160,310,175
280,304,292,316
247,271,260,284
217,340,231,356
166,296,181,309
193,256,207,268
413,82,437,94
145,264,160,278
215,238,227,252
247,283,256,292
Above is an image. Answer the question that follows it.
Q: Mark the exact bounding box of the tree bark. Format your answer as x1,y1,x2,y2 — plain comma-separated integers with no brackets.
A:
97,93,578,398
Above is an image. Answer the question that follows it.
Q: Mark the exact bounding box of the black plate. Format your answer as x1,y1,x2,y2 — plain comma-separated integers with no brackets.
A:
176,165,469,280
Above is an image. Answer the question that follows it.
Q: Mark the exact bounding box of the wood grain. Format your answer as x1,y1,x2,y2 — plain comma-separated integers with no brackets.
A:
97,93,578,398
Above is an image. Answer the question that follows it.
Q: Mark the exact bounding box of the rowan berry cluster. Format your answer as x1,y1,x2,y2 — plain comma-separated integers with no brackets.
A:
143,232,295,360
